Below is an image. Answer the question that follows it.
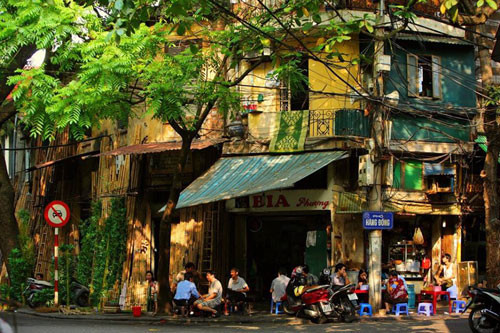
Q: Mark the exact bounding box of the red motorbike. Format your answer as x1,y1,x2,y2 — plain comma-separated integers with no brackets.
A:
281,283,359,324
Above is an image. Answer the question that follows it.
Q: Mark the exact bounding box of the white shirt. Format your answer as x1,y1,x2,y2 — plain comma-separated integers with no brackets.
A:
443,263,456,285
228,276,248,295
270,275,290,302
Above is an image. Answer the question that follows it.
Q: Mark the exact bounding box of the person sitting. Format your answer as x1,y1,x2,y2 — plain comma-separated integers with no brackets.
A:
194,271,223,317
173,272,200,316
332,263,350,287
172,262,200,293
434,253,456,289
225,267,249,314
303,265,319,286
383,270,408,313
35,273,44,281
270,268,290,303
356,269,368,289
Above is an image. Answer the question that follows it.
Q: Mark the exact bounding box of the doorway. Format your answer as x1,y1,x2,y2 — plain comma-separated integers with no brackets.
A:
245,214,328,300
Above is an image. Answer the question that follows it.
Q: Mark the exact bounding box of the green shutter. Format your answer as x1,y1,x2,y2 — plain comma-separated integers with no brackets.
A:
404,161,423,190
407,54,418,97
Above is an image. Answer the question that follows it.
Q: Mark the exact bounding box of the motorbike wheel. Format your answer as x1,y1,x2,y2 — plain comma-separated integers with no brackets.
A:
75,290,90,307
468,305,499,333
282,300,296,315
340,297,357,323
311,315,328,324
27,293,42,308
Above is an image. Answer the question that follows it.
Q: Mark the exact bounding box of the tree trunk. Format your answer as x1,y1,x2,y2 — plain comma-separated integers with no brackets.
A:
157,135,194,313
0,146,19,272
477,24,500,287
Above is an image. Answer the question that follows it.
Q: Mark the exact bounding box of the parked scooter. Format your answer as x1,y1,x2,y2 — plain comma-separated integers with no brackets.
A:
465,284,500,333
23,277,90,308
281,266,358,324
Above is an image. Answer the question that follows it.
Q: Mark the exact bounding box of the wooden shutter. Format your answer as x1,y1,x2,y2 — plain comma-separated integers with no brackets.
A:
407,54,418,97
431,56,442,99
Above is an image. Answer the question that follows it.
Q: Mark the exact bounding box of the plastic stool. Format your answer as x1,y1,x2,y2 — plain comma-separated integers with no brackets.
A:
418,303,433,316
270,299,283,314
452,300,466,314
358,303,373,317
392,303,409,316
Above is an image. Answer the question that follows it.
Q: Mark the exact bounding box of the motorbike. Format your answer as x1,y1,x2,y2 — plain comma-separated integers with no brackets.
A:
23,277,90,308
465,285,500,333
281,283,359,324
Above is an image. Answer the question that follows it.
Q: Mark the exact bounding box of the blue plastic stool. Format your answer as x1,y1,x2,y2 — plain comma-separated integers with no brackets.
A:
417,303,433,316
270,299,283,314
392,303,409,316
452,300,466,314
358,303,373,317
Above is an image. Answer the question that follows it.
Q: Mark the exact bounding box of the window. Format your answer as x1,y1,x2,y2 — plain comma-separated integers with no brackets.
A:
290,58,309,111
280,57,309,112
407,54,441,99
423,162,456,193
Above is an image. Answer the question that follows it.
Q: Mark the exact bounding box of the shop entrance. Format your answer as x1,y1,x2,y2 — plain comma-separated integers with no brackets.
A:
245,213,329,300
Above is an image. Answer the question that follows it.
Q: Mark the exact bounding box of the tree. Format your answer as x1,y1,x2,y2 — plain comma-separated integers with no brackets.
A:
0,0,99,271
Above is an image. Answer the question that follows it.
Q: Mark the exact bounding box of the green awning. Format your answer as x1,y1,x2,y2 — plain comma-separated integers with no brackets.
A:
175,151,347,209
476,135,500,163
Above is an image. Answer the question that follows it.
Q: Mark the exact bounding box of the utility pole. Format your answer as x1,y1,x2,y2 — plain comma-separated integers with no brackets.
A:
368,0,385,314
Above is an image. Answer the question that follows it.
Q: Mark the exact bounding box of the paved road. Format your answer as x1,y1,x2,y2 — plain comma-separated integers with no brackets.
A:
0,312,471,333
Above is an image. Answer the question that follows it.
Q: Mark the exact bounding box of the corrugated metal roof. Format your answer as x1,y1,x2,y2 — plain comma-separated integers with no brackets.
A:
175,151,348,209
33,151,98,170
97,138,225,157
396,33,472,46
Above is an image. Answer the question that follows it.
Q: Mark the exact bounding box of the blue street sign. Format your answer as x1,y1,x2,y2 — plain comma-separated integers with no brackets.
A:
362,211,394,230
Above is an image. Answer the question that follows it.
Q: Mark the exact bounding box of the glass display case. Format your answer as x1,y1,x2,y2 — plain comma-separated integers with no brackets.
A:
457,261,478,297
388,241,422,278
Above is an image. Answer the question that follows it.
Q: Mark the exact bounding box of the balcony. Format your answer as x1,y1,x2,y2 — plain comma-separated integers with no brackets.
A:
308,109,371,138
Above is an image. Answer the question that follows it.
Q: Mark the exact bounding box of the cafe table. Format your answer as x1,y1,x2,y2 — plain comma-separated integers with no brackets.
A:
417,290,452,315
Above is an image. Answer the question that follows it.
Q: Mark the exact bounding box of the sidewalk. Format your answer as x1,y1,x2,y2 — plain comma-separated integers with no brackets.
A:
15,306,467,325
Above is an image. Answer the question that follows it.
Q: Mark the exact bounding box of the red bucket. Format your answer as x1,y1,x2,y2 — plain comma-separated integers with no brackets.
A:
132,306,142,317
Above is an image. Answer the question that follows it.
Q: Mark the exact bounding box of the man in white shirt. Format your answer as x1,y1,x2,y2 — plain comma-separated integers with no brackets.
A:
270,269,290,302
225,267,249,314
194,271,223,317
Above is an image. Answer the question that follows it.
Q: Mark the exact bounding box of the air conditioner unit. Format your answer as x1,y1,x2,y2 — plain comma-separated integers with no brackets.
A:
358,154,374,186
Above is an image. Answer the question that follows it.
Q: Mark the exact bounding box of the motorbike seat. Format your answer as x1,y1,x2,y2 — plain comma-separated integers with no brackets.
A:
304,285,330,294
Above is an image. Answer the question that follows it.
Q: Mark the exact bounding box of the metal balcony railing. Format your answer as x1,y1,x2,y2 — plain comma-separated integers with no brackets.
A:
308,109,371,138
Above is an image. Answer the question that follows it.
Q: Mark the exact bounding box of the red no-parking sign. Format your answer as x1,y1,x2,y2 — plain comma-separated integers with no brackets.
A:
44,200,70,228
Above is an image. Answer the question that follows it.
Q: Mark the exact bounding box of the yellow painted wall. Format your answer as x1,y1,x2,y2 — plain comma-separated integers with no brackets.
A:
240,35,361,140
309,35,361,111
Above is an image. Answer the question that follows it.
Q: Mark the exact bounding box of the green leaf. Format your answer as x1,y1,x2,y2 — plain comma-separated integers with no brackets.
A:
189,44,198,54
116,28,125,36
477,0,484,7
313,14,322,24
115,0,123,11
365,22,374,33
302,22,313,31
177,23,186,36
485,0,498,10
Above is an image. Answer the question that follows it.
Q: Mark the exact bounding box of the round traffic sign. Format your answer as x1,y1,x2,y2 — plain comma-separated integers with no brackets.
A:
44,200,70,228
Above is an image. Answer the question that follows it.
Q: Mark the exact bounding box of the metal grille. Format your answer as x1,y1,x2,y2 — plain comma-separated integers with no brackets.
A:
309,110,335,137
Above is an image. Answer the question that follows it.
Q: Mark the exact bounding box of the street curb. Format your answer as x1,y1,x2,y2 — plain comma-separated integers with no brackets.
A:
15,308,306,325
15,307,466,326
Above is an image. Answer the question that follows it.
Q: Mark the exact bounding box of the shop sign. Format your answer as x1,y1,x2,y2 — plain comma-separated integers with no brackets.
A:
226,189,331,212
362,211,393,230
